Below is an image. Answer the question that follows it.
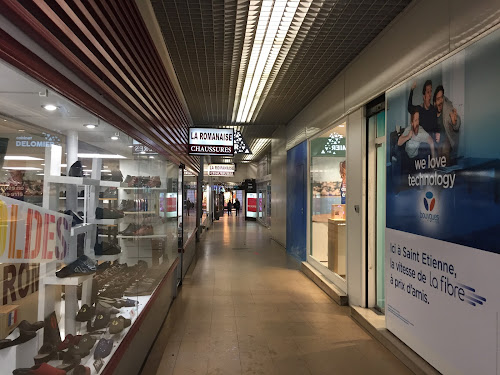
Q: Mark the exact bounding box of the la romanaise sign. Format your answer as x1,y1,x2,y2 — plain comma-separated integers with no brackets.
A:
188,128,234,156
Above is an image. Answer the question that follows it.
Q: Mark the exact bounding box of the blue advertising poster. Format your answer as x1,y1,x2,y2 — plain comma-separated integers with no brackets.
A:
385,29,500,375
386,31,500,253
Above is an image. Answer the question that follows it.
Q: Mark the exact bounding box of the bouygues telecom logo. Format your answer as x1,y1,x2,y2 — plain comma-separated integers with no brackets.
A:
423,191,435,211
420,191,439,223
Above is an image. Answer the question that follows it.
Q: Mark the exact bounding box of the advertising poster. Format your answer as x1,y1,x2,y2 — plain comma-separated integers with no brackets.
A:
246,193,257,218
385,29,500,375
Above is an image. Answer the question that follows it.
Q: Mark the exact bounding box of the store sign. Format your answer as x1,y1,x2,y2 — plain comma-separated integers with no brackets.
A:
246,193,257,218
385,29,500,375
188,128,234,155
15,133,61,148
311,133,346,157
207,164,235,176
0,196,71,262
132,140,155,155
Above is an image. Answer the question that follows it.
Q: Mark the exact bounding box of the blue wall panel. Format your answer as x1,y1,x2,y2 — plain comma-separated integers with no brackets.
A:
286,141,307,261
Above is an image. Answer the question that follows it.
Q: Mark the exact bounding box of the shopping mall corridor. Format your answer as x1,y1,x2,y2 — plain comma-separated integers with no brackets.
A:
141,216,413,375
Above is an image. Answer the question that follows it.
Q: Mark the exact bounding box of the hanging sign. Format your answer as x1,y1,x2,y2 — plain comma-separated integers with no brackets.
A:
0,195,71,262
188,128,234,155
207,164,235,176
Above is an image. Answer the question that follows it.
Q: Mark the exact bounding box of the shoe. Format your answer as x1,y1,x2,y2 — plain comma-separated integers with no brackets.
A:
18,320,44,332
56,255,96,278
118,200,135,211
72,365,91,375
147,176,161,187
133,225,153,236
95,302,119,315
69,161,83,177
95,207,124,219
56,351,81,371
75,304,95,322
57,334,81,351
100,188,118,198
101,242,121,255
109,316,131,334
91,311,111,330
34,343,58,365
64,210,83,226
74,334,96,355
0,328,36,350
119,223,140,236
13,363,66,375
94,338,114,360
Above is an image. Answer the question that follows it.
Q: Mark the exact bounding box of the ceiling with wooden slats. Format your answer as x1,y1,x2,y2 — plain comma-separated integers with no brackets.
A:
0,0,199,171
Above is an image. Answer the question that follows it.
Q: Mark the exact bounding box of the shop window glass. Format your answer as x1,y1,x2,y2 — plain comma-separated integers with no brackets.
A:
310,123,347,280
0,60,179,373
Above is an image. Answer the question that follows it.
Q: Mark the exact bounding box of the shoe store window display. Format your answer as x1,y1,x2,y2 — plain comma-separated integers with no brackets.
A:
0,62,180,374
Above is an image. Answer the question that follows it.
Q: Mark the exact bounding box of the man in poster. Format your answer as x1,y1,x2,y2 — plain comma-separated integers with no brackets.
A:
397,110,436,171
433,85,461,164
408,80,439,143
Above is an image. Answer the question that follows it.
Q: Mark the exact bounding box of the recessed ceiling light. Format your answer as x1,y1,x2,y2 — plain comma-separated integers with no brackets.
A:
2,119,6,122
42,104,57,111
111,135,119,140
18,129,25,132
128,145,134,148
149,156,154,159
140,151,146,154
84,124,97,129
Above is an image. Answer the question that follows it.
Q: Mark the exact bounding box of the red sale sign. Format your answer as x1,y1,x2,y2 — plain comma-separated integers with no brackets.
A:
248,198,256,212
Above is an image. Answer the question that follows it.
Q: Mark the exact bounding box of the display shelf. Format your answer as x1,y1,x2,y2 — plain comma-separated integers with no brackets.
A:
99,180,126,188
46,175,100,186
88,218,121,225
123,211,156,215
71,223,95,236
99,197,118,201
95,254,121,262
117,234,168,239
42,273,94,286
120,186,167,191
76,295,149,375
59,197,85,200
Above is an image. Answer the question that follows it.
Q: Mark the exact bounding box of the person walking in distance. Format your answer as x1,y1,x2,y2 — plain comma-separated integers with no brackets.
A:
234,198,241,216
227,200,233,216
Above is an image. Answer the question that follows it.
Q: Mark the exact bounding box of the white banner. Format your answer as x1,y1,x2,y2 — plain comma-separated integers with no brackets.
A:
207,164,235,176
0,195,71,262
189,128,234,155
386,228,500,375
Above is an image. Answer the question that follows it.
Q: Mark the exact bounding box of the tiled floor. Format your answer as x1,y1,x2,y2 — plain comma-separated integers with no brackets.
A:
141,215,414,375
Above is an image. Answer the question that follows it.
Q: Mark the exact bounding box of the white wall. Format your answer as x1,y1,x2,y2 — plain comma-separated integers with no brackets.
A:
279,0,500,307
345,109,365,307
271,126,286,247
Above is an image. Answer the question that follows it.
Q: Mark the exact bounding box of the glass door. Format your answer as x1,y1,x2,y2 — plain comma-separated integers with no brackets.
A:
368,102,386,311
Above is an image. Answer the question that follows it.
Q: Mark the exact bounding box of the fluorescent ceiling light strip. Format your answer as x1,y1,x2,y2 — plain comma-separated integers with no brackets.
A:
4,156,44,161
77,153,126,159
2,167,43,171
250,1,312,122
236,0,274,122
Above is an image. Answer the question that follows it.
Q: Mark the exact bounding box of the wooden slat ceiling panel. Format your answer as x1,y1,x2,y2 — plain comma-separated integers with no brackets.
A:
0,0,199,172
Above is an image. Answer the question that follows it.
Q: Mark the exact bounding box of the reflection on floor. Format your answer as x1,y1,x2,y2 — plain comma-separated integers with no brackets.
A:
141,215,413,375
